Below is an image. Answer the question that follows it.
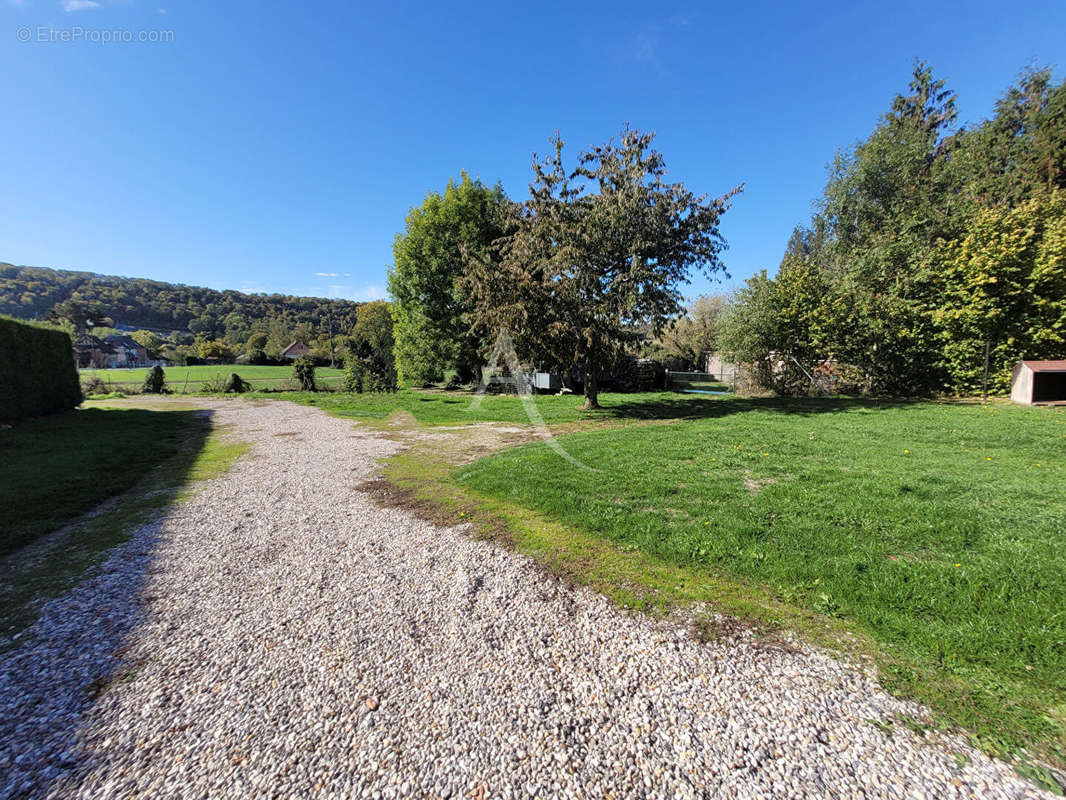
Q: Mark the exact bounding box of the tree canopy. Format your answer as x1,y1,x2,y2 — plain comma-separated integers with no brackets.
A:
0,264,362,354
388,173,509,385
720,62,1066,396
465,128,741,408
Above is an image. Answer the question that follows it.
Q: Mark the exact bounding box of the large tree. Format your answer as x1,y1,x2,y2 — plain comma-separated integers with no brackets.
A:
466,128,741,408
717,62,1066,396
388,172,508,385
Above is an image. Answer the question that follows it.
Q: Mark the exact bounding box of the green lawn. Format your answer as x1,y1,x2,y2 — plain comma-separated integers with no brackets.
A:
81,364,346,391
0,407,202,555
0,402,249,641
455,397,1066,760
279,388,727,425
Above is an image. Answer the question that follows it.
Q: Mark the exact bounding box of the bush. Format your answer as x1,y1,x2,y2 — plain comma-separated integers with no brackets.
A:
81,376,108,396
224,373,251,393
0,316,82,422
142,365,168,394
342,350,397,394
342,356,364,393
200,373,226,393
293,356,316,391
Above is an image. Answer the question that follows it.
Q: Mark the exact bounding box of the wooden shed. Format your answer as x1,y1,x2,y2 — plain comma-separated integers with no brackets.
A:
1010,360,1066,405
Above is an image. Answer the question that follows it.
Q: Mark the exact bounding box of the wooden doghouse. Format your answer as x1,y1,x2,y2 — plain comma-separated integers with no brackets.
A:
1010,360,1066,405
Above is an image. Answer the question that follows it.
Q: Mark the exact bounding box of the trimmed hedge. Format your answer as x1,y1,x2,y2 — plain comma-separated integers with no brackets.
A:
0,316,82,422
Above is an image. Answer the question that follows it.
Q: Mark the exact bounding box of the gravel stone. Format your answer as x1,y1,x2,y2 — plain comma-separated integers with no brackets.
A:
0,399,1055,799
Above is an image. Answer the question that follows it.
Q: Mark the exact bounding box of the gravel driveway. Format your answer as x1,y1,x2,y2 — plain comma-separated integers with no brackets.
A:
0,399,1053,799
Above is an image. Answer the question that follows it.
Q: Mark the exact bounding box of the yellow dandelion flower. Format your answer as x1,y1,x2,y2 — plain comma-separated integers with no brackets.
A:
955,563,961,567
904,449,910,454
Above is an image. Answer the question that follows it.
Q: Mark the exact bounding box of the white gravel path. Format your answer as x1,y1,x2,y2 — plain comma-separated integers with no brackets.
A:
0,399,1054,799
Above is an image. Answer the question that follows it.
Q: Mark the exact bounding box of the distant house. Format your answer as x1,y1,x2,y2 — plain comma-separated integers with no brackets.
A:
72,334,148,369
280,340,312,360
73,335,113,369
103,334,148,368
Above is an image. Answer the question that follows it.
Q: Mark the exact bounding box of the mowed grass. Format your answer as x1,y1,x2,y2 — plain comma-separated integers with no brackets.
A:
0,401,249,641
456,397,1066,760
280,388,726,426
81,364,345,391
0,407,197,555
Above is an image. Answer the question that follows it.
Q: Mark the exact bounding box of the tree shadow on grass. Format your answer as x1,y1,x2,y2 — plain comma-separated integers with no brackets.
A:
600,394,921,422
0,407,213,798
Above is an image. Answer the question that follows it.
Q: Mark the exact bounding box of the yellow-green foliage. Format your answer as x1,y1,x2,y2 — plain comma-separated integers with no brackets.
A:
0,315,82,422
935,190,1066,392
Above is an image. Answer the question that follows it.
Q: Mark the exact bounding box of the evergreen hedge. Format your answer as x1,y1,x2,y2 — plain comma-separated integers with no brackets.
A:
0,316,82,422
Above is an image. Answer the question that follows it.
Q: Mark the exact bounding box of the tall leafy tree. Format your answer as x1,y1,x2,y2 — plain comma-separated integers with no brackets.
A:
721,61,1066,396
934,190,1066,392
388,173,508,385
953,68,1066,210
466,128,741,408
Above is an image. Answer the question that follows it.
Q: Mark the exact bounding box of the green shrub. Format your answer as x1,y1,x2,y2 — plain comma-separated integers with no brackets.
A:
141,365,168,394
342,354,365,393
342,346,397,394
0,316,82,422
200,373,226,393
81,375,108,396
293,357,316,391
224,373,251,393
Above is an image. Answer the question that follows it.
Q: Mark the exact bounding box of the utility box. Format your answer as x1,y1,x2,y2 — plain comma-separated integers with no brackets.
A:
533,372,561,392
1011,360,1066,405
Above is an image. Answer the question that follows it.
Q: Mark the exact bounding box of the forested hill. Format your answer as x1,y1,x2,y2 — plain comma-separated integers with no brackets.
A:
0,263,362,341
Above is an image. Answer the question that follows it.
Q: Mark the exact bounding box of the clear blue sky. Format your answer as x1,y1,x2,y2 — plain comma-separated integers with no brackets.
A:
2,0,1063,303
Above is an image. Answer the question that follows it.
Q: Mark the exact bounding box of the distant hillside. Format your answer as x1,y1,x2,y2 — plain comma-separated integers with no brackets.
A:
0,263,363,343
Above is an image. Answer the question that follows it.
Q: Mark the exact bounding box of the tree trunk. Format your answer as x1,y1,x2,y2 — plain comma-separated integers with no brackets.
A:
583,355,600,409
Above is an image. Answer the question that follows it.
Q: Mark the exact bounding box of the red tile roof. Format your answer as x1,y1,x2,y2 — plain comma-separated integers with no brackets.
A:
1020,360,1066,371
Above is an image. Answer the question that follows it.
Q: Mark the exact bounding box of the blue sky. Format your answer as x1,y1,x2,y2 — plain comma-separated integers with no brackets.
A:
2,0,1063,303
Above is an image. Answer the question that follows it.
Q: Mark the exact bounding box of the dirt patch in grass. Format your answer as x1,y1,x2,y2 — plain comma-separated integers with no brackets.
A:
690,612,802,654
354,478,513,545
742,472,779,495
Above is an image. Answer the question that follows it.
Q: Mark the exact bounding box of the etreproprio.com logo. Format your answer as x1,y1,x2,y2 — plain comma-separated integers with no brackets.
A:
17,26,174,44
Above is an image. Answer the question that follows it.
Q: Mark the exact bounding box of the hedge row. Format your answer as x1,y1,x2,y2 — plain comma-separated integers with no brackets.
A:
0,316,82,422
